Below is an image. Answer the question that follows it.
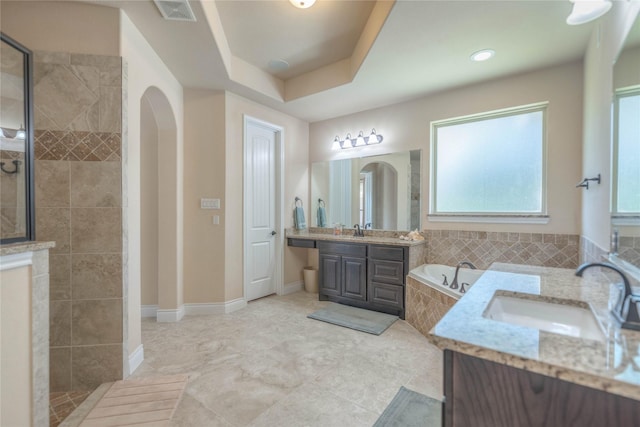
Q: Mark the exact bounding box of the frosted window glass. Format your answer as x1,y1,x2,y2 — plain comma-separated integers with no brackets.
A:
434,109,544,213
616,94,640,214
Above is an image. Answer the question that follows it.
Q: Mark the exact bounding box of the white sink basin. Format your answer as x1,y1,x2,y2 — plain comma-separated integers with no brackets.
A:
483,294,605,341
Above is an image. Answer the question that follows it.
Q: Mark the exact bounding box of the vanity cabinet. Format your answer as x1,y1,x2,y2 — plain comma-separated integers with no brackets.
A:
317,241,409,318
443,350,640,427
318,242,367,302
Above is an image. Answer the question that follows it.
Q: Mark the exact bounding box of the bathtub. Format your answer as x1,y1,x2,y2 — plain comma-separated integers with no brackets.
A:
408,264,485,301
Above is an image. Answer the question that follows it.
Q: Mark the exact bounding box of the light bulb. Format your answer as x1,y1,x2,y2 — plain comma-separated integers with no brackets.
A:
289,0,316,9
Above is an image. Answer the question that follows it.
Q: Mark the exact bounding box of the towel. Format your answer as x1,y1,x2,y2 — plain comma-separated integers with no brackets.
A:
317,206,327,227
294,206,307,230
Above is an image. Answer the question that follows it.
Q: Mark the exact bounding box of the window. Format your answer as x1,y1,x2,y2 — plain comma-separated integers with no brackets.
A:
612,88,640,216
430,104,547,219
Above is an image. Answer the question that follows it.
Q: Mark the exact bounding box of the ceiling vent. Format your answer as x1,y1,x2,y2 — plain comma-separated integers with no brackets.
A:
153,0,196,22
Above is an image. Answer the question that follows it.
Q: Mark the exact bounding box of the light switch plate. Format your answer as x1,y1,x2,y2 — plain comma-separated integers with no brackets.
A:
213,215,220,225
201,198,220,209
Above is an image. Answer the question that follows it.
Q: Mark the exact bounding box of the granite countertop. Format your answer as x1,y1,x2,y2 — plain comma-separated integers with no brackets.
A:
286,229,427,247
428,262,640,401
0,241,55,256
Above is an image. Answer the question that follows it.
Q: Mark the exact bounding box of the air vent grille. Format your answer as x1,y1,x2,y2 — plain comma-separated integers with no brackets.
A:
153,0,196,22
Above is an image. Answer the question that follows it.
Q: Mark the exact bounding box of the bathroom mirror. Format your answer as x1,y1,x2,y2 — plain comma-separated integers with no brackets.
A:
611,16,640,270
311,150,421,231
0,33,34,244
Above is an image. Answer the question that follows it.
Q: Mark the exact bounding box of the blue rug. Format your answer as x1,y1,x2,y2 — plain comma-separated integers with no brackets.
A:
307,303,398,335
373,387,442,427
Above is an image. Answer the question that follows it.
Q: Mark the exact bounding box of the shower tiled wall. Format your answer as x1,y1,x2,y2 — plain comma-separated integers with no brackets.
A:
33,51,123,391
425,229,580,270
0,149,26,239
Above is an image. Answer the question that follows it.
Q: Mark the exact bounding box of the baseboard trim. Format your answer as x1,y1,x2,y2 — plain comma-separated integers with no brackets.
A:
128,344,144,375
282,280,303,295
223,298,247,313
141,305,159,318
156,305,185,322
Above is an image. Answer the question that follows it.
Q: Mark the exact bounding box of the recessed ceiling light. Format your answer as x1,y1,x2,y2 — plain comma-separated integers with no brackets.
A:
289,0,316,9
268,59,290,71
470,49,495,62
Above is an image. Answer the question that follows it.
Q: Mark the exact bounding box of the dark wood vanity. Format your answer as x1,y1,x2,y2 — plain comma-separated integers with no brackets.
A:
288,233,426,319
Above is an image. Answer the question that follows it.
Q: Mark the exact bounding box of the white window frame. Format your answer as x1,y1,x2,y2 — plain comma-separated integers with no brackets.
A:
429,102,549,224
611,86,640,225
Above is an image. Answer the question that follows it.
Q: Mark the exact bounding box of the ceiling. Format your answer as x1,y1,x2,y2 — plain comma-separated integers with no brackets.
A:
89,0,595,123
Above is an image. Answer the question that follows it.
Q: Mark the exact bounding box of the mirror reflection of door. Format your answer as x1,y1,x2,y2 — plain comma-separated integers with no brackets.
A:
360,162,397,229
0,33,32,243
359,172,372,228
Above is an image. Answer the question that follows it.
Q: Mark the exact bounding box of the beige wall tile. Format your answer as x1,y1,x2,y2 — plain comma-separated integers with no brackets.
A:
49,254,71,300
72,254,122,299
99,86,122,132
50,347,72,392
71,344,122,390
70,161,121,207
36,207,70,253
35,160,70,207
50,301,71,346
70,207,121,253
72,299,122,345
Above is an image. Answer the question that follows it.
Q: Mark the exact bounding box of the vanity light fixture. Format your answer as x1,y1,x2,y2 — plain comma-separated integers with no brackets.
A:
566,0,612,25
289,0,316,9
333,129,383,150
15,125,25,140
471,49,495,62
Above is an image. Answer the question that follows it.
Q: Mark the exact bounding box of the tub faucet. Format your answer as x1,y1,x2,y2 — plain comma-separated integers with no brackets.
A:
451,261,477,290
353,224,364,237
575,262,640,331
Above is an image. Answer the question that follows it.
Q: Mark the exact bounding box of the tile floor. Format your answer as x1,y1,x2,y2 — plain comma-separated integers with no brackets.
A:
129,291,443,426
50,391,92,427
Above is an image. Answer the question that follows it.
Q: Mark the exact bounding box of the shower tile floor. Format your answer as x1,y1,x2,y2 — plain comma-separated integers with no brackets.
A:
50,391,92,427
63,291,443,426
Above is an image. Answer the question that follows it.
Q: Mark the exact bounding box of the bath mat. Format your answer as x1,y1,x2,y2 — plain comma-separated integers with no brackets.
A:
307,303,398,335
78,374,187,427
373,386,442,427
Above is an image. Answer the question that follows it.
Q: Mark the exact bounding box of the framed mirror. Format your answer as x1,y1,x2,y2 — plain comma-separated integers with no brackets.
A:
0,33,34,244
611,16,640,270
311,150,421,231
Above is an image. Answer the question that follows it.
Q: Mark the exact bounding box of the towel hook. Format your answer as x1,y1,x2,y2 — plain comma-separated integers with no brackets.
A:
0,160,20,174
294,197,303,207
318,198,325,207
576,174,601,190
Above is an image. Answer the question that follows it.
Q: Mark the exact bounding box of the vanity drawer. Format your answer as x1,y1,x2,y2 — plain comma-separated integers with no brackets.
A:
318,241,367,257
369,245,405,261
369,259,404,285
369,282,404,309
287,238,316,248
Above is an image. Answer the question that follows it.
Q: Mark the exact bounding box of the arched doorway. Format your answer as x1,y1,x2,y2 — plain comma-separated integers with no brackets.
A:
139,87,181,321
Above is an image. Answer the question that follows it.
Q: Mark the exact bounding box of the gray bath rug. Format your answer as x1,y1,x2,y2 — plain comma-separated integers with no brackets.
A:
307,303,398,335
373,386,442,427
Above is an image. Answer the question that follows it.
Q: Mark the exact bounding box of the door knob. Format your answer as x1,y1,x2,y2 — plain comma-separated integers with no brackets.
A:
271,230,277,236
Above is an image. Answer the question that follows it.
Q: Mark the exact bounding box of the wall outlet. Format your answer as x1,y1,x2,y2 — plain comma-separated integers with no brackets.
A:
201,198,220,209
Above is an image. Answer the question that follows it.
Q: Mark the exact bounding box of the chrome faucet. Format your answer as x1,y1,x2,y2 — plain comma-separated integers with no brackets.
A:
353,224,364,237
575,262,640,331
451,261,477,290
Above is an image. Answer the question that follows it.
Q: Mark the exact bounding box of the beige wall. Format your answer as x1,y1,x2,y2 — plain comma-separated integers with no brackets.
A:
0,265,32,427
225,92,309,297
140,95,159,306
183,89,226,303
0,1,119,56
120,10,184,365
582,2,640,252
310,61,584,234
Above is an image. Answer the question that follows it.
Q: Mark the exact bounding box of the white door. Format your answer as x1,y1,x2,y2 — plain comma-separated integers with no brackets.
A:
244,118,280,301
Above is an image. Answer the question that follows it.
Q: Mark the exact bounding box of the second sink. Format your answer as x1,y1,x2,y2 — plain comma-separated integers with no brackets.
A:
483,292,606,341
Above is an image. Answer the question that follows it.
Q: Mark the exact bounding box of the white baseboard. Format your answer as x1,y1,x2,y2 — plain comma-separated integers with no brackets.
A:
141,305,159,318
184,298,247,315
128,344,144,375
146,299,246,321
282,280,303,295
156,305,185,322
223,298,247,313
